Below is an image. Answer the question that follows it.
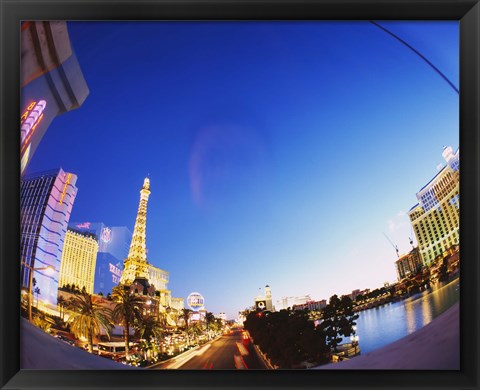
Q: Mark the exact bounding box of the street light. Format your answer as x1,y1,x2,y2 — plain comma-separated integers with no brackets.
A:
350,326,359,356
22,262,55,322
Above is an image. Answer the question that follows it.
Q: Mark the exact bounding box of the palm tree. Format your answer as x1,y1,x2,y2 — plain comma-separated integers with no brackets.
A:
179,308,193,346
111,286,143,359
204,312,216,339
67,292,113,353
34,287,40,308
135,314,164,342
57,295,66,321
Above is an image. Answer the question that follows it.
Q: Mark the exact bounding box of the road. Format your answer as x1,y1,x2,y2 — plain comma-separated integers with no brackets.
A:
151,330,266,369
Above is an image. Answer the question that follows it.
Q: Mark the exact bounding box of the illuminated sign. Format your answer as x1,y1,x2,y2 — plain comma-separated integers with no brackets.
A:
109,263,122,284
20,100,46,151
20,144,31,173
59,173,72,205
187,292,205,311
101,227,112,243
76,222,91,229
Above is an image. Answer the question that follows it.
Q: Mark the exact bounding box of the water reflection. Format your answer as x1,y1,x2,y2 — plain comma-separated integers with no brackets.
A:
353,278,459,354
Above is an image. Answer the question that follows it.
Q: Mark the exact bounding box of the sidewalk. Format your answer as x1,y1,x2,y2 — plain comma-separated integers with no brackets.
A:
20,318,138,369
315,302,459,370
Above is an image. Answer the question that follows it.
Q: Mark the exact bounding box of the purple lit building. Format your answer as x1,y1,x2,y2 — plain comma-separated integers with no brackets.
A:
20,21,89,175
20,168,78,306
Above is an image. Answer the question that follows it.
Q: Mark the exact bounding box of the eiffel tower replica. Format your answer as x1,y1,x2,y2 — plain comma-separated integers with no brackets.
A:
119,177,155,296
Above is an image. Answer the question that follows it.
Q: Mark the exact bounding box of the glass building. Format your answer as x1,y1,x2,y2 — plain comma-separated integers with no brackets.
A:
20,168,78,306
69,222,132,295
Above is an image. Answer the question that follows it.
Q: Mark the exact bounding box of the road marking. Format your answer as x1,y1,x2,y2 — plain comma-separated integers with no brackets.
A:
195,344,211,356
236,342,249,356
234,354,247,369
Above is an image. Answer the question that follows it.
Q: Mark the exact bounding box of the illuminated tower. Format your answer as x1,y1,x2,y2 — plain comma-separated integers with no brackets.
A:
120,177,151,285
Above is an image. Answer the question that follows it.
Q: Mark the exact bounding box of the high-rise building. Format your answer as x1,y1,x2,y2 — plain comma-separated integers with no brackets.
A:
58,228,98,294
69,222,132,295
120,177,151,286
395,247,423,280
20,168,78,306
171,297,185,311
21,21,89,175
408,146,460,265
254,285,274,311
276,295,312,310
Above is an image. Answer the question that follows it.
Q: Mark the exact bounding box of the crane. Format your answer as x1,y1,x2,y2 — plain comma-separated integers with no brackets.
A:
383,232,400,258
408,225,415,249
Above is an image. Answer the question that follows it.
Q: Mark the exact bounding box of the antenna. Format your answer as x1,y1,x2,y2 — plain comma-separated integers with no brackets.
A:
383,232,400,258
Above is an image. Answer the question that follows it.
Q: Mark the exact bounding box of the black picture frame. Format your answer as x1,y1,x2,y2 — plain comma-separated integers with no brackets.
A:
1,0,479,389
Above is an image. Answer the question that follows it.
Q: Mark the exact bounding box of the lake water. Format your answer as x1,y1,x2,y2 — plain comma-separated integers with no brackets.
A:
352,278,460,354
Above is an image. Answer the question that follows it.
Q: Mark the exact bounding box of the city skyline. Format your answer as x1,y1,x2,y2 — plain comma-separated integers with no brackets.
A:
25,20,459,319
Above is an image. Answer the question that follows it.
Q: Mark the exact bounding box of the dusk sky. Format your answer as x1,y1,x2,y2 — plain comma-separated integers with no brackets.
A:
26,21,459,319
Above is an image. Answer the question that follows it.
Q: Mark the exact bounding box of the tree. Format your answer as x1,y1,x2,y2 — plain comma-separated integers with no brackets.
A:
179,308,193,346
57,295,66,321
34,287,41,308
135,314,164,342
319,295,359,353
111,286,143,359
244,308,329,368
67,291,113,353
204,312,216,338
33,314,53,332
438,257,449,283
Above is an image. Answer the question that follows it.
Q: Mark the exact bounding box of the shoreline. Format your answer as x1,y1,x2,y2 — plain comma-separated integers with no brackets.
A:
315,301,459,370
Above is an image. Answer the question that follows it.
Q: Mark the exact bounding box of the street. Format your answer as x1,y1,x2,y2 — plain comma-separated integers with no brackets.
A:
150,329,266,369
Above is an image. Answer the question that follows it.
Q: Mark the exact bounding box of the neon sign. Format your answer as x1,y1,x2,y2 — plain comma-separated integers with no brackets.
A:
20,100,46,149
59,173,72,205
187,292,205,311
76,222,91,229
109,263,122,284
101,227,112,243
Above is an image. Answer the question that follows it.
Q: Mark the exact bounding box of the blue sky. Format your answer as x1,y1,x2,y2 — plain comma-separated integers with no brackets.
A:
27,21,459,319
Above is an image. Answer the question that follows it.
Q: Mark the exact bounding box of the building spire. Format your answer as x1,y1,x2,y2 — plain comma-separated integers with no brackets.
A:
120,177,151,285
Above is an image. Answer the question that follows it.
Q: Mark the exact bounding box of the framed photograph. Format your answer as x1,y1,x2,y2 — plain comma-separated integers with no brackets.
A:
1,0,479,389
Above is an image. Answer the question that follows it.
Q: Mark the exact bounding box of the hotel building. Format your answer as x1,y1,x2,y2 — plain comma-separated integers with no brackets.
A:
408,146,460,265
59,228,98,294
395,247,423,280
69,222,132,295
21,21,89,174
20,168,78,306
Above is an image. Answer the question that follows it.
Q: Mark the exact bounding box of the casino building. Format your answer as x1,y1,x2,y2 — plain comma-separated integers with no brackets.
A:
58,228,98,294
20,168,78,306
254,285,274,311
408,146,460,265
21,21,89,174
69,222,132,296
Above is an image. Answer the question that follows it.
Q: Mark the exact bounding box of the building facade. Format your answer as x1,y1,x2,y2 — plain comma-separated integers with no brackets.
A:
408,146,460,265
69,222,132,295
277,295,312,310
395,247,423,281
59,228,98,294
254,285,274,311
20,168,78,306
292,299,327,311
21,21,89,175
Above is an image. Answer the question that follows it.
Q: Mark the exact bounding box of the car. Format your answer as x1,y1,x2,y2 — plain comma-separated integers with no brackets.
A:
83,344,99,353
54,334,75,346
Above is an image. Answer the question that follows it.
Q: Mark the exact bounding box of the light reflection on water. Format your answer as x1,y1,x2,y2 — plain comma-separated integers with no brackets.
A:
351,279,459,354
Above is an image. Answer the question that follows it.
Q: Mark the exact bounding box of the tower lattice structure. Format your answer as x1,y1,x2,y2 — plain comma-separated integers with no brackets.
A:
120,177,151,285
